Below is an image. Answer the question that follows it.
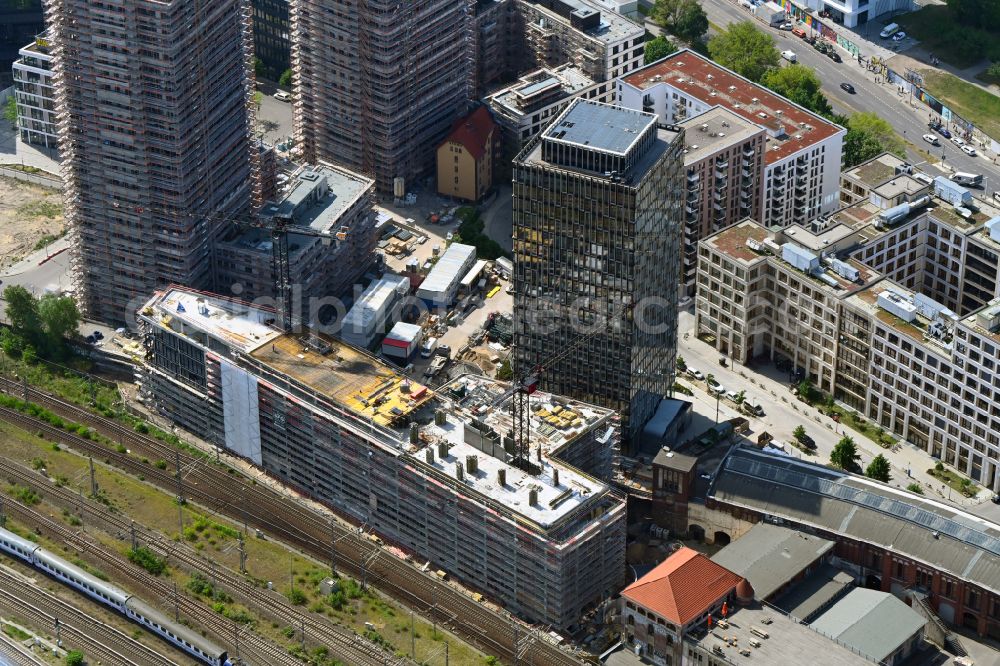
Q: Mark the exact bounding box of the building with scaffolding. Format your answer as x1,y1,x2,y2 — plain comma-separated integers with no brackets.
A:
513,99,685,446
137,286,626,629
291,0,475,194
45,0,259,325
213,162,378,323
508,0,645,84
12,31,56,150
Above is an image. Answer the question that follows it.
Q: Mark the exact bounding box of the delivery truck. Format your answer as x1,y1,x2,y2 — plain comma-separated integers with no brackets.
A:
754,1,786,26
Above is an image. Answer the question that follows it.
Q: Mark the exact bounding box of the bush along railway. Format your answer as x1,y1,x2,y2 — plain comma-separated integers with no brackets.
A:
0,377,586,665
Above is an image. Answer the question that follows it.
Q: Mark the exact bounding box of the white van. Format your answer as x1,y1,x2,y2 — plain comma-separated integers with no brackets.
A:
420,337,438,358
780,50,797,63
879,22,899,38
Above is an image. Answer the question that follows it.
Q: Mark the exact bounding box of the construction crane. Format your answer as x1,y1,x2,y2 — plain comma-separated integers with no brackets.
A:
492,316,620,472
148,206,339,333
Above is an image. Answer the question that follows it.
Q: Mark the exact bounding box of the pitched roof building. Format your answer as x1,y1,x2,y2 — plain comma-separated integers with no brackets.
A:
810,588,926,665
437,106,498,202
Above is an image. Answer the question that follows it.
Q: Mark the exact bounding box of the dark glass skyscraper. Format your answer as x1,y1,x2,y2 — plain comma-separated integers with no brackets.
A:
513,99,684,444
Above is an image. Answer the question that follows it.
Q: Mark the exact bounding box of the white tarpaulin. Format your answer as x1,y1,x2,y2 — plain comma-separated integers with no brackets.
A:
221,360,262,465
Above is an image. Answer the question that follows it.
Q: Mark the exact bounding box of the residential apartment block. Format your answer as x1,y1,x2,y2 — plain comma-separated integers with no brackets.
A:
510,0,645,83
46,0,258,325
214,163,377,321
291,0,474,193
696,165,1000,488
486,64,613,150
676,107,766,298
12,31,56,150
513,99,684,443
137,287,626,629
618,50,845,229
436,106,499,203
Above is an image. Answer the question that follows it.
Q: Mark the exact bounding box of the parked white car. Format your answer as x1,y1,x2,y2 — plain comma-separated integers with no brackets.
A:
274,91,291,102
687,368,705,381
961,145,978,156
781,50,797,63
922,133,940,146
951,136,966,147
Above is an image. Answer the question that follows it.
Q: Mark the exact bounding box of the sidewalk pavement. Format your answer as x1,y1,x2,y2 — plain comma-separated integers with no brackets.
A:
1,235,71,277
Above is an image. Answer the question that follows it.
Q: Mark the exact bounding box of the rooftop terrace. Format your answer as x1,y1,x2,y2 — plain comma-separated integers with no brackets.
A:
622,50,842,164
523,0,644,44
489,65,597,118
842,152,912,190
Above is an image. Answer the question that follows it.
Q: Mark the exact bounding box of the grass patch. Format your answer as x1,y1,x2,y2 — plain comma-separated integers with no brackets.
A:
920,69,1000,140
824,404,897,448
2,623,31,641
927,462,978,497
32,231,65,252
898,6,1000,69
16,200,62,219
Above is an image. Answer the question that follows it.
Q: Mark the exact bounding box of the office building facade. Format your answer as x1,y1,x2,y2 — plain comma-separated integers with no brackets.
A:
45,0,258,324
252,0,290,80
513,99,685,443
0,1,43,88
291,0,474,193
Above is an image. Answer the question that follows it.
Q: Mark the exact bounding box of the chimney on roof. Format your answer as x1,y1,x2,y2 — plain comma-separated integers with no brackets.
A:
455,461,464,481
425,448,434,465
497,468,506,487
552,468,560,487
529,488,538,506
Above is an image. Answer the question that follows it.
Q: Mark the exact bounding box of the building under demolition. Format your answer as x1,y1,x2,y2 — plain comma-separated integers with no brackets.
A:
137,287,626,628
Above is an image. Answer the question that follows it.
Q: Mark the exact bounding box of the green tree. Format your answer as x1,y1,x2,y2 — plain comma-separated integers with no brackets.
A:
3,285,43,349
38,294,80,354
761,65,832,116
830,435,861,472
707,21,780,83
4,96,17,127
797,378,816,403
865,454,892,482
644,35,676,64
841,112,905,168
496,358,513,381
279,68,293,88
906,482,924,495
734,390,746,405
253,57,265,78
64,650,85,666
652,0,708,43
675,355,687,371
793,424,807,443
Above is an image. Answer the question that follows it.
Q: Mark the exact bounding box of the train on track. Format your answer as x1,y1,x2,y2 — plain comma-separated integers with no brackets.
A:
0,525,231,666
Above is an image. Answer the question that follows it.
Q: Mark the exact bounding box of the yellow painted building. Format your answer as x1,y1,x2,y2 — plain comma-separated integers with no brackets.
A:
436,106,497,202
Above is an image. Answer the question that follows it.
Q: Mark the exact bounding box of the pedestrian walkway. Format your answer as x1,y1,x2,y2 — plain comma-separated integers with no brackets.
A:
0,236,71,278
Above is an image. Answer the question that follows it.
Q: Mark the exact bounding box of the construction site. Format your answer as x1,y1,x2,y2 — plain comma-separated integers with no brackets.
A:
45,0,260,324
137,286,626,630
291,0,475,193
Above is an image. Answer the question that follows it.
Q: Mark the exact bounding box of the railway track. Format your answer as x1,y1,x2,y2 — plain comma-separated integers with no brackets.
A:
0,494,302,666
0,457,395,666
0,631,45,666
0,566,174,666
0,378,587,665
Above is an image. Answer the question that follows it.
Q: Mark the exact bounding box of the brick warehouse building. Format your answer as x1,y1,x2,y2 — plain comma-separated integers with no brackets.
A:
691,447,1000,640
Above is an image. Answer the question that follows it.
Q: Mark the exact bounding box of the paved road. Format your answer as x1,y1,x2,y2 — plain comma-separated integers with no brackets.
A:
689,0,1000,189
677,310,996,511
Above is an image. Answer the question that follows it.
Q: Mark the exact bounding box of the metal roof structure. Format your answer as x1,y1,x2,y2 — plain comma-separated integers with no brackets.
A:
710,448,1000,595
711,523,833,600
810,588,926,662
543,99,655,156
417,243,476,301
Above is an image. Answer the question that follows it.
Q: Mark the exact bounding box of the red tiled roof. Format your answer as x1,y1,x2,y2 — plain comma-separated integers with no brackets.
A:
622,547,743,625
442,106,496,161
622,50,842,165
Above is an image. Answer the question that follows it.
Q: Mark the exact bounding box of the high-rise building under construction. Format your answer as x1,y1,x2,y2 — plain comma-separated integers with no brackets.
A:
513,99,685,444
291,0,474,193
44,0,257,324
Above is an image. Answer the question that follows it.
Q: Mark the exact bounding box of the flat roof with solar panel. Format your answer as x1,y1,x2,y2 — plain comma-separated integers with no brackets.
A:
543,99,656,156
710,447,1000,594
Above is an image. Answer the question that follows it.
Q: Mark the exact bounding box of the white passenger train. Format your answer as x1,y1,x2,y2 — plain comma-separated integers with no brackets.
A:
0,525,230,665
